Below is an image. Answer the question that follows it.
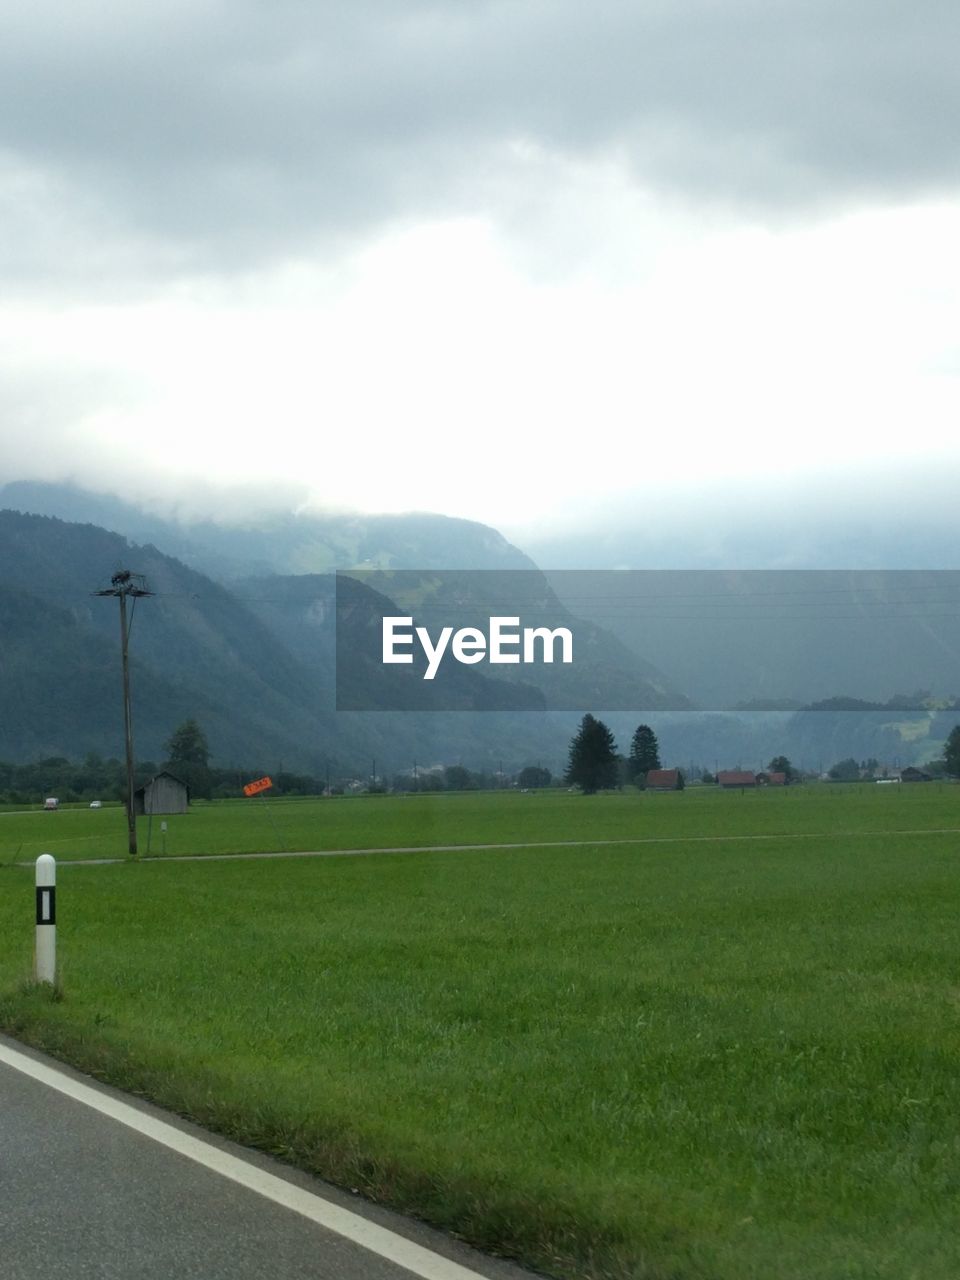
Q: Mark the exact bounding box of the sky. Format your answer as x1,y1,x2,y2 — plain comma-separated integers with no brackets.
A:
2,0,959,556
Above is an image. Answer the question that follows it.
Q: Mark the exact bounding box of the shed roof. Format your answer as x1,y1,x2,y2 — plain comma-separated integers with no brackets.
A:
134,770,189,797
646,768,680,788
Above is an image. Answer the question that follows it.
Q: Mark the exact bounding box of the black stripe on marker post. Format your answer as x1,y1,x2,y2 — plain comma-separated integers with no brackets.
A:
35,886,56,926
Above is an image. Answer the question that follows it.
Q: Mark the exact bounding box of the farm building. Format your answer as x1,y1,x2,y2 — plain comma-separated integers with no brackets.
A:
645,768,683,791
717,770,757,789
757,771,787,786
134,771,189,815
901,767,933,783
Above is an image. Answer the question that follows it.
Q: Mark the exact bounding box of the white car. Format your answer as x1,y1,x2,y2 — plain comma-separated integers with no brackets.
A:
90,800,103,808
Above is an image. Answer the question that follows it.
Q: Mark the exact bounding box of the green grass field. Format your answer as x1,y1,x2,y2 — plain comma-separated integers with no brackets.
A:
1,781,958,864
2,786,960,1279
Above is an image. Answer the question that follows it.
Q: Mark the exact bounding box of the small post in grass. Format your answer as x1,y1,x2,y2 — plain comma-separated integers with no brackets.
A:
35,854,56,985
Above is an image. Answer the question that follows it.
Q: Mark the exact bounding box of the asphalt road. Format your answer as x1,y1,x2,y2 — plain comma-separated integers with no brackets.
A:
0,1036,541,1280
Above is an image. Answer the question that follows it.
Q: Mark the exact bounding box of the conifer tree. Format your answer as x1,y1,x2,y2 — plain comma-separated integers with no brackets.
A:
627,723,661,783
565,714,619,794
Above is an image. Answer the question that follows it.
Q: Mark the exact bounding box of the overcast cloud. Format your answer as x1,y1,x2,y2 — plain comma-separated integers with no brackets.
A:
1,2,958,548
4,1,959,275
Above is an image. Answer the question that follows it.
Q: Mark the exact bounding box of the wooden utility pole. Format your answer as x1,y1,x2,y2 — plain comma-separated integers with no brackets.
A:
96,570,152,856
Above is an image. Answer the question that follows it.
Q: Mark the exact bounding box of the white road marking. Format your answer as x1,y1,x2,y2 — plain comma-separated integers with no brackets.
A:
0,1041,491,1280
20,825,960,868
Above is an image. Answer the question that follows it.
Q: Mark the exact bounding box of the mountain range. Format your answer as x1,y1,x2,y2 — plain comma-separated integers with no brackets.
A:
0,481,955,775
0,489,675,774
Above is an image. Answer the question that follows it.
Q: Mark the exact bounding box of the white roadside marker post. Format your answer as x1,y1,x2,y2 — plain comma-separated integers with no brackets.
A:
35,854,56,985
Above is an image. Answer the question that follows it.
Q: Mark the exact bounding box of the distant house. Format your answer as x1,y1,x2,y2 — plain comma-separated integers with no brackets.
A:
901,767,933,783
645,768,682,791
717,770,757,789
134,771,189,816
757,771,787,787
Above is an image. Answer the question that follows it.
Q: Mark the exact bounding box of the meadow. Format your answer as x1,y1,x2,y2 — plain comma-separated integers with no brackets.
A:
1,784,959,1279
1,780,958,864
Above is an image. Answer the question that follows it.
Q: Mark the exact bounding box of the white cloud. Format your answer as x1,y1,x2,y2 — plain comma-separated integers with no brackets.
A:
2,184,957,531
1,3,958,541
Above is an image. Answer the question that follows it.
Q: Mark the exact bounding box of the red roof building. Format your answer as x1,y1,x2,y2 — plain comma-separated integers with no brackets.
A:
717,770,757,788
645,768,682,791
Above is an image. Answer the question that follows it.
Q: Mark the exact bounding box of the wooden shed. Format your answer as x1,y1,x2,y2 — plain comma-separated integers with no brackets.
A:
134,771,189,816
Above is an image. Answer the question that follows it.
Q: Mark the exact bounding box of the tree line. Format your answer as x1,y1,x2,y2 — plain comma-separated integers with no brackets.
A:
7,715,957,805
563,715,960,793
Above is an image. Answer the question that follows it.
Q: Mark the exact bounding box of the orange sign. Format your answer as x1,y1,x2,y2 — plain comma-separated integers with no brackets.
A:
243,776,273,797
